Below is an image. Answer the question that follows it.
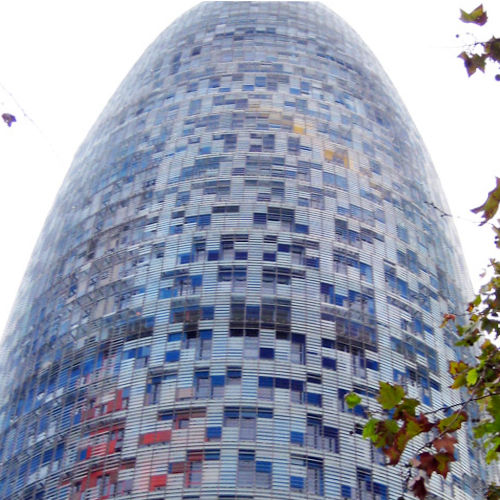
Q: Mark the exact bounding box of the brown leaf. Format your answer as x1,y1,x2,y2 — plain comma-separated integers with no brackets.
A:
433,434,457,455
1,113,16,127
417,452,438,476
409,476,428,500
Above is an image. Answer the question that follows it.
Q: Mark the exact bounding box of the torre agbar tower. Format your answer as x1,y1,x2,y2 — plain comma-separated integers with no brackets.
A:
0,2,486,499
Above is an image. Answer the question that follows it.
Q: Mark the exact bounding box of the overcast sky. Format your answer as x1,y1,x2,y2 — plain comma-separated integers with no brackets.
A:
0,0,498,334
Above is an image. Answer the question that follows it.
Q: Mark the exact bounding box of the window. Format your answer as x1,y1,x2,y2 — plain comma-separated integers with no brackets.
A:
306,416,322,449
258,377,273,400
173,274,203,296
145,376,162,405
195,371,210,399
183,328,212,360
237,451,271,488
186,457,202,488
352,350,367,379
322,357,336,370
97,473,116,497
170,303,214,323
165,350,180,363
260,347,274,359
262,267,292,293
357,468,388,500
291,380,304,404
320,282,334,304
224,407,257,440
291,334,305,364
227,367,242,385
206,426,221,441
292,457,324,496
188,99,201,115
244,336,259,359
306,459,324,496
218,266,247,291
123,345,150,369
291,244,305,265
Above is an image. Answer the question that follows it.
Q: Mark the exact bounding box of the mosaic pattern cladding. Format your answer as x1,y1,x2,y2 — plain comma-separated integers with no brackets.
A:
0,2,485,499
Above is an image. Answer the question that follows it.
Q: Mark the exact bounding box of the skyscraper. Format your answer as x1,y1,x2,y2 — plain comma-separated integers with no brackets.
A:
0,2,484,498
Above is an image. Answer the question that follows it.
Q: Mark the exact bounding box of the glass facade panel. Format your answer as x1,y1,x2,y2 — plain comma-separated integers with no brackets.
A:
0,2,483,499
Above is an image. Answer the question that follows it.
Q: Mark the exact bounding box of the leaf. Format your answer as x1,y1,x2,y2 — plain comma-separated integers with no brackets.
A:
449,360,469,376
416,452,438,476
458,51,487,76
345,392,362,409
377,382,405,410
451,372,467,389
433,434,457,455
363,418,378,442
409,476,428,500
467,368,479,386
440,313,456,328
472,177,500,224
485,37,500,62
394,397,420,418
438,411,468,433
434,452,455,478
460,4,488,25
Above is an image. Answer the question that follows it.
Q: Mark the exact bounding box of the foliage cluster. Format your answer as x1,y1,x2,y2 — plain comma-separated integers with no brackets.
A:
458,4,500,79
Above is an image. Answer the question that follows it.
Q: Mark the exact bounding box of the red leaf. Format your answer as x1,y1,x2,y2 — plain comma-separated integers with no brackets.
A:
409,476,428,500
416,452,438,476
433,434,457,455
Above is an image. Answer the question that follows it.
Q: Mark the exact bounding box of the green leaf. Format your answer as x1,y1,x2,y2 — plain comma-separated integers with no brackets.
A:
406,419,426,440
472,177,500,224
486,37,500,63
377,382,405,410
459,51,487,76
396,398,420,417
438,411,468,433
449,360,469,376
345,392,362,409
466,368,479,386
385,419,400,434
435,452,454,479
363,418,378,442
460,4,488,25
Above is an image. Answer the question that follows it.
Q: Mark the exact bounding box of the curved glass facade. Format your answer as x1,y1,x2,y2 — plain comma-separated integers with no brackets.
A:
0,2,484,499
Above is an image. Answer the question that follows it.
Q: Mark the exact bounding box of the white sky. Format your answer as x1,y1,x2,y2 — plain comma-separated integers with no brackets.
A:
0,0,498,334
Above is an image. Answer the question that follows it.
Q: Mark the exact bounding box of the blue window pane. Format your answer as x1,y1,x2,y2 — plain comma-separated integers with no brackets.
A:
206,426,222,439
322,357,336,370
341,485,352,498
208,250,219,261
159,288,172,299
291,431,304,445
256,461,271,472
307,393,322,406
260,348,275,359
205,450,220,460
211,375,225,386
165,350,180,363
259,377,273,387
